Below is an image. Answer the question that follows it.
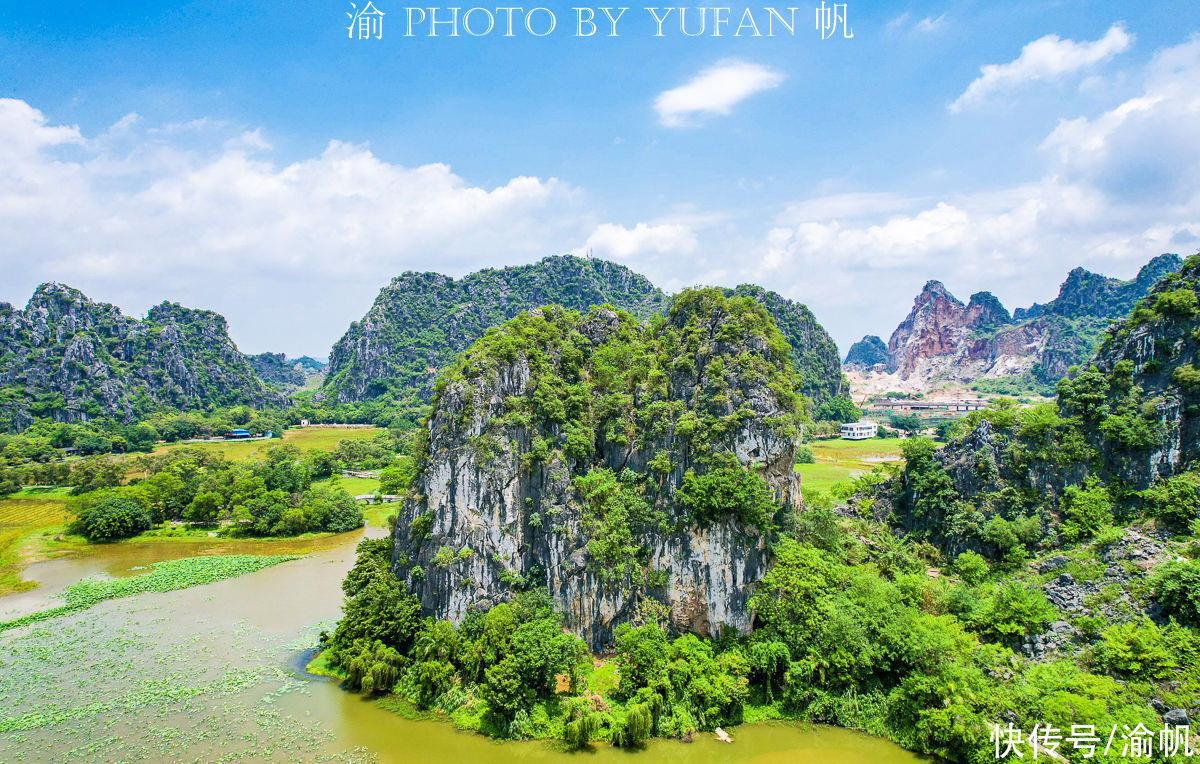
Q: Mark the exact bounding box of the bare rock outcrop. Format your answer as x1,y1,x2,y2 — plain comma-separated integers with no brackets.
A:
390,291,804,650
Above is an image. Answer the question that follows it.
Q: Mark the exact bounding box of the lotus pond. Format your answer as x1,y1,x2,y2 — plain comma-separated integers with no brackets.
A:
0,529,928,762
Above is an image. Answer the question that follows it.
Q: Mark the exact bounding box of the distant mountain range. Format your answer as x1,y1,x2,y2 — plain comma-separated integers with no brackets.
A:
320,254,846,412
248,353,327,392
845,253,1183,390
0,256,847,431
0,283,287,430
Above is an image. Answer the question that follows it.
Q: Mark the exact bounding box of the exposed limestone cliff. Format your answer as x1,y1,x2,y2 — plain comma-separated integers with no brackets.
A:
0,284,285,430
390,289,804,649
932,255,1200,513
880,255,1182,388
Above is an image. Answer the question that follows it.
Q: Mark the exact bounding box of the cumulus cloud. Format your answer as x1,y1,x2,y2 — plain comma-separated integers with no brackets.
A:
757,36,1200,348
950,24,1132,112
654,60,784,127
1042,36,1200,204
583,222,698,259
0,98,587,354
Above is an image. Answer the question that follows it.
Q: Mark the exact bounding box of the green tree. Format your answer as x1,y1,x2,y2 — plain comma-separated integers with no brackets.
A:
1140,473,1200,532
614,622,671,698
1095,620,1177,680
72,491,152,541
954,551,989,585
677,457,776,530
814,396,861,424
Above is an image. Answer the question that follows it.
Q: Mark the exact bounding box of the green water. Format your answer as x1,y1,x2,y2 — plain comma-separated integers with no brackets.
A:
0,530,928,762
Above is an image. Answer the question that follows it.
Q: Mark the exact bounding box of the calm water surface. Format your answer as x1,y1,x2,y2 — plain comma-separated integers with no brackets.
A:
0,530,928,763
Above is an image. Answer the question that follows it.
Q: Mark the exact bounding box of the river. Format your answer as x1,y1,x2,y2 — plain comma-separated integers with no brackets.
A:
0,529,929,763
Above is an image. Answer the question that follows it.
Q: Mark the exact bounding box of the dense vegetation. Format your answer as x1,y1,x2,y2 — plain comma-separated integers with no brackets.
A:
0,405,289,496
725,284,848,407
321,255,670,417
0,283,286,430
314,259,1200,761
248,352,323,391
321,256,847,430
51,427,411,541
844,334,888,368
64,443,368,540
326,494,1199,761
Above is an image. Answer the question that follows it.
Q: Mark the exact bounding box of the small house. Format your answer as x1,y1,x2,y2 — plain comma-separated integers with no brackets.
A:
225,428,252,440
840,420,878,440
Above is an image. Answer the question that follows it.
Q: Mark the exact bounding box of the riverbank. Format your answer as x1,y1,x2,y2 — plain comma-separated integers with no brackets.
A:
0,526,926,762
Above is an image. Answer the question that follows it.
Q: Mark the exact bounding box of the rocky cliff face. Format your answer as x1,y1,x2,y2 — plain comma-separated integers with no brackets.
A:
881,255,1182,387
390,290,803,650
322,255,846,415
932,255,1200,509
0,283,285,430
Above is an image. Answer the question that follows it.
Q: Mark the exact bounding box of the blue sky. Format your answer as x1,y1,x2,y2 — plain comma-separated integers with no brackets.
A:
2,1,1199,357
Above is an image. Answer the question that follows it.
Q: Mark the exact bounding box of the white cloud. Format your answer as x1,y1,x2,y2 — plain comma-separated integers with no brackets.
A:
950,24,1132,112
753,36,1200,349
583,222,698,259
777,192,919,224
1041,36,1200,205
916,15,947,33
887,12,946,34
4,34,1200,359
0,98,588,355
654,60,784,127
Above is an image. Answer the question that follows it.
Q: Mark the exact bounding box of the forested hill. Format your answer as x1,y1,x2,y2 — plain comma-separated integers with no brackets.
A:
896,253,1200,555
248,352,326,392
389,288,804,649
0,283,285,430
725,284,847,406
321,254,846,414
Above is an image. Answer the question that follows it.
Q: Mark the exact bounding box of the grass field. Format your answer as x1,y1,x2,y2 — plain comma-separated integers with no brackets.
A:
151,425,384,462
318,476,381,496
0,490,71,596
795,438,905,493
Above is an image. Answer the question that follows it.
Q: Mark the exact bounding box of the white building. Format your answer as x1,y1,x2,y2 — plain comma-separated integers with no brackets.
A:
840,420,878,440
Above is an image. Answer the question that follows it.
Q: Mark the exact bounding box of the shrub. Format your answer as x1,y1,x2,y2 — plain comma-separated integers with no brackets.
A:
677,458,776,530
795,444,816,464
1059,478,1113,542
1094,620,1177,680
971,580,1054,641
954,551,989,585
1151,560,1200,627
1141,473,1200,532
